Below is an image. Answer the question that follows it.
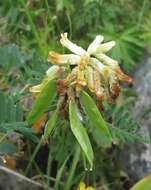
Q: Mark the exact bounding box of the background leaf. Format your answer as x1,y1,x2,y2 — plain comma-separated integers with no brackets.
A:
130,173,151,190
0,143,17,155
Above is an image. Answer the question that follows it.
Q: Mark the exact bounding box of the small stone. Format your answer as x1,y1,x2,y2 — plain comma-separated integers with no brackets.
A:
120,53,151,180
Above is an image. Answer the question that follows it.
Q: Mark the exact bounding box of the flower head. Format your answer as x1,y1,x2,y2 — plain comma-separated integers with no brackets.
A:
30,33,132,103
47,33,132,102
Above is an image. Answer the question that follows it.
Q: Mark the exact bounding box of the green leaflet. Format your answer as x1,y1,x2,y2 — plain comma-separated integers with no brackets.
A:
130,174,151,190
80,90,112,148
43,111,58,140
0,143,17,155
69,100,94,168
27,80,56,125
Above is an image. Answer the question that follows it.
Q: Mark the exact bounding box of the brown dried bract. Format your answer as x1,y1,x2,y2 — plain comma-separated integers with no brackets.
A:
109,75,120,99
116,68,133,83
93,69,105,100
32,113,47,133
57,79,68,96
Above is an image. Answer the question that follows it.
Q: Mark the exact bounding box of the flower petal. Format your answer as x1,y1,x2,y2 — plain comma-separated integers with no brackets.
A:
30,84,42,93
85,66,94,92
94,53,118,68
46,65,61,79
89,58,109,77
30,65,61,93
48,51,80,65
60,33,87,56
87,35,104,54
78,181,86,190
95,41,116,53
30,79,47,93
86,187,95,190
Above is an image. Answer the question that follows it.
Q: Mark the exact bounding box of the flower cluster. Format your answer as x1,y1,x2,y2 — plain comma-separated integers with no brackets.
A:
31,33,132,103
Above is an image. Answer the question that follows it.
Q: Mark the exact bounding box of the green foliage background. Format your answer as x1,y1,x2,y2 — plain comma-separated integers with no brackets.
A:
0,0,151,189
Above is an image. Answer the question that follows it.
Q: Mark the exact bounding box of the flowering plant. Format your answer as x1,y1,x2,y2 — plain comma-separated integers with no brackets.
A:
27,33,132,168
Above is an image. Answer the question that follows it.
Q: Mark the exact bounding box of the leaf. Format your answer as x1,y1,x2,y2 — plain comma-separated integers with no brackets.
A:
0,143,17,155
32,114,47,133
130,173,151,190
0,92,7,123
7,97,16,122
100,26,144,71
27,80,56,125
80,90,112,148
0,44,24,68
0,92,23,124
69,100,94,167
43,111,58,140
54,153,71,190
0,122,39,143
110,126,149,145
17,127,39,143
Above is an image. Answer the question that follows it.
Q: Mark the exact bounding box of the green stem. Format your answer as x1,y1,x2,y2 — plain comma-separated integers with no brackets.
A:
46,142,52,187
64,145,81,190
137,0,148,29
25,137,43,175
45,0,52,23
0,133,9,143
54,153,71,190
33,160,47,188
66,11,72,39
19,0,44,55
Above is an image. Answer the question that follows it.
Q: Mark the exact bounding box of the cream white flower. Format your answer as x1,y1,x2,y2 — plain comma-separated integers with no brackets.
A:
60,33,87,56
95,41,116,53
87,35,104,54
89,57,108,77
48,33,122,73
45,33,132,101
48,51,81,65
95,53,118,68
